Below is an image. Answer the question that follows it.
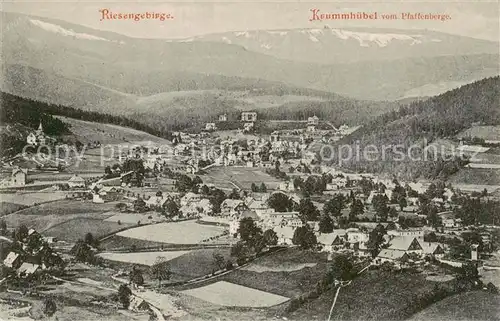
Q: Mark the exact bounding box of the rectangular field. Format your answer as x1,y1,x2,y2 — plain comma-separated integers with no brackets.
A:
98,250,191,266
104,212,165,224
43,218,133,242
116,220,225,244
0,192,67,206
181,281,289,307
5,199,116,216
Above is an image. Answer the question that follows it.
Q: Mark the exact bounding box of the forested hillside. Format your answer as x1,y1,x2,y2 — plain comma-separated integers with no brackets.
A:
335,76,500,180
0,92,174,157
0,92,173,139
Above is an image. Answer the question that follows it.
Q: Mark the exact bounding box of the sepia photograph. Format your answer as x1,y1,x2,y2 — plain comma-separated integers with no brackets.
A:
0,0,499,320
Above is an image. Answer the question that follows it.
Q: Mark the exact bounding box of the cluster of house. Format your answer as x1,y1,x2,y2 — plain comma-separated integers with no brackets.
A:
315,227,447,265
205,111,258,133
145,191,213,217
216,188,450,264
2,229,63,279
216,192,305,241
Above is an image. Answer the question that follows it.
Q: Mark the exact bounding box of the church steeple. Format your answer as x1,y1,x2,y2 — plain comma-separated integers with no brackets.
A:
37,121,43,133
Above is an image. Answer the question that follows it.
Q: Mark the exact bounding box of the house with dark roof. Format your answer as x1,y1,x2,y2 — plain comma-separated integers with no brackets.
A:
418,241,445,258
376,249,409,264
317,229,347,252
388,236,423,255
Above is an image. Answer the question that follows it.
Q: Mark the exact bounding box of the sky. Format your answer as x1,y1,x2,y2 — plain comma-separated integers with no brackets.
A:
1,0,499,41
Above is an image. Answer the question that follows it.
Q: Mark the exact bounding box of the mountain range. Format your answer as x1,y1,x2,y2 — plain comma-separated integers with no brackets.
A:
180,27,499,64
1,11,499,130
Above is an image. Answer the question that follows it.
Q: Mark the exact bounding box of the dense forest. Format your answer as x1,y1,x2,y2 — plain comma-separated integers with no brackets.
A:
1,93,70,136
0,92,173,139
334,76,500,180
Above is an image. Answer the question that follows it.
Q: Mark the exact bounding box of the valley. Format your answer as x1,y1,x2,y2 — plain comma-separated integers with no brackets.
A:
0,5,499,321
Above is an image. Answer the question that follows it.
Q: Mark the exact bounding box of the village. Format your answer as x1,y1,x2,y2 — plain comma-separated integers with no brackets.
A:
0,110,499,321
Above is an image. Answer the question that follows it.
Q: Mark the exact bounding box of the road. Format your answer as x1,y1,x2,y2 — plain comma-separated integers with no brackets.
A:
326,261,371,321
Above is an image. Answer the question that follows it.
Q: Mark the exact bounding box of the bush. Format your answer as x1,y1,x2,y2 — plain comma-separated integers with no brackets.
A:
118,284,132,309
43,298,57,317
236,257,246,266
486,282,499,294
287,298,302,312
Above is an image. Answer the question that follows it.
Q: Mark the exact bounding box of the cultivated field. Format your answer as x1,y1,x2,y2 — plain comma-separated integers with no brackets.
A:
0,191,67,206
104,212,165,224
166,248,231,282
43,218,133,242
408,291,500,321
4,199,115,216
182,281,290,307
99,235,169,251
57,116,172,145
98,250,191,266
1,199,122,240
202,166,282,190
217,248,328,298
0,202,26,216
288,270,455,321
241,263,317,273
116,221,226,244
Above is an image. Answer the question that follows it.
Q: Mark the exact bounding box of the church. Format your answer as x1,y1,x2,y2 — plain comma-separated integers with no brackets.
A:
26,122,48,146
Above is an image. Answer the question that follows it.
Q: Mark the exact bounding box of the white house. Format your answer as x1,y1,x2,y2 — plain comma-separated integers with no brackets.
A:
273,226,295,245
241,111,257,122
218,114,228,122
17,262,40,277
387,229,424,239
243,122,255,132
205,123,217,131
92,193,105,204
3,252,20,268
307,115,319,125
346,228,369,245
180,192,202,206
278,181,295,192
9,168,27,187
443,218,462,228
68,175,85,188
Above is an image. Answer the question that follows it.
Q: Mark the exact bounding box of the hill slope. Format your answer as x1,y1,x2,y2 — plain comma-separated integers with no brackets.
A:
334,77,500,180
408,291,500,321
0,92,172,157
